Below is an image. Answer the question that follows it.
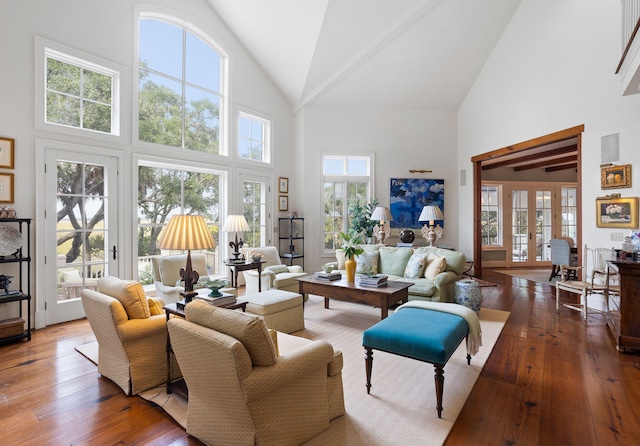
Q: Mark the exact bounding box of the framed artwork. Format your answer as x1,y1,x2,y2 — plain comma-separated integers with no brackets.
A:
0,137,15,169
601,164,631,189
278,177,289,193
389,178,445,233
279,195,288,211
596,196,638,228
0,173,14,203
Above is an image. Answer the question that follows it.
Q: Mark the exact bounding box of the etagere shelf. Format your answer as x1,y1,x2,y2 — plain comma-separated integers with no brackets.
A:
278,217,304,269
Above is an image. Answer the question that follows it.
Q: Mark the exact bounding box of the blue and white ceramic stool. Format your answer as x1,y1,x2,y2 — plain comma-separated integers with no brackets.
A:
454,279,482,313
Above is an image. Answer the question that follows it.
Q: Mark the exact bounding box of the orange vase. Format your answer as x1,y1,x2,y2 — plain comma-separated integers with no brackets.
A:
345,256,356,282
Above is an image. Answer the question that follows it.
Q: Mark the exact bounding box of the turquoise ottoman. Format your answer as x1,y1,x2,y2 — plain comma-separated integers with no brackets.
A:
362,307,470,418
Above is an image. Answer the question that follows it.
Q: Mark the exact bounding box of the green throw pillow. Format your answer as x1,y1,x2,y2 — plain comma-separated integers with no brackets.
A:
266,265,289,274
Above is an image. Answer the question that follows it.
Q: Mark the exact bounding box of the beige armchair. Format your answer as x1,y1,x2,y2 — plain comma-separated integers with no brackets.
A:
152,253,209,303
242,246,307,295
81,276,174,395
167,300,344,446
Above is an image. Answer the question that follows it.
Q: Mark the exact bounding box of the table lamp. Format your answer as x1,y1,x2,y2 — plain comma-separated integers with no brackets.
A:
157,214,215,304
418,205,444,246
370,206,393,245
222,215,250,261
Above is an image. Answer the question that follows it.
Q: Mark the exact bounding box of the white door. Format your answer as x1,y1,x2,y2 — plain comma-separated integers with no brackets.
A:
509,187,553,267
44,149,118,325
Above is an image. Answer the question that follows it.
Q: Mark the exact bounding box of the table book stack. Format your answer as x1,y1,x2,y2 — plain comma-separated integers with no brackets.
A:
359,275,388,287
315,271,342,281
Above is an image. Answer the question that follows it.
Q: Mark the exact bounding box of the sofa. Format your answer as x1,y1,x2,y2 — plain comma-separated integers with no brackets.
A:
327,245,467,302
167,299,344,446
81,276,177,395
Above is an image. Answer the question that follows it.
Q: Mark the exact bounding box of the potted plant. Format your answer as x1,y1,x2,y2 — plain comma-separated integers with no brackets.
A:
340,232,364,282
348,198,379,243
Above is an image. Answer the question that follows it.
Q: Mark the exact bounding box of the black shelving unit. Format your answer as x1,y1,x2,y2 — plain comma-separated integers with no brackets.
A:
0,218,31,344
279,217,304,269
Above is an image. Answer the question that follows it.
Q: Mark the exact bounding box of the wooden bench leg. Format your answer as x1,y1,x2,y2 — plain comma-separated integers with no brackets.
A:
434,364,444,418
365,346,373,394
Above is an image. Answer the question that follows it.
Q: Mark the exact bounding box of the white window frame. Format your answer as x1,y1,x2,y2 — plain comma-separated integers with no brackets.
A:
34,36,125,143
133,8,229,156
237,110,272,165
481,183,503,246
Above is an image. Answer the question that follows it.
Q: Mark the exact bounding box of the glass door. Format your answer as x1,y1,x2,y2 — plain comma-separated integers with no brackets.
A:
509,187,553,267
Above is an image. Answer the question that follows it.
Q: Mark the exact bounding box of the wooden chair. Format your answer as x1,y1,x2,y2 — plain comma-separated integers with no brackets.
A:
555,245,618,321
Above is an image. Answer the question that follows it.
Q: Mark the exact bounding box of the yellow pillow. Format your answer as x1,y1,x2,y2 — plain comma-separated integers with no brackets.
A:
97,276,151,319
147,297,163,316
424,254,447,280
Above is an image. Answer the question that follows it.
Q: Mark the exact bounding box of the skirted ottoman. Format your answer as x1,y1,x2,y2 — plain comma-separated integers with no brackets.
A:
239,289,305,333
362,301,482,417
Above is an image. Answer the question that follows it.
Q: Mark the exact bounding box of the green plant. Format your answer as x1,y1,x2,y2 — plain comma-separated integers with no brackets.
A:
349,198,379,238
339,232,364,259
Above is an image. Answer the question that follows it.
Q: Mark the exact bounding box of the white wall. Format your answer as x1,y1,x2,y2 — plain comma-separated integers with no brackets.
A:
0,0,295,326
298,105,459,273
458,0,640,257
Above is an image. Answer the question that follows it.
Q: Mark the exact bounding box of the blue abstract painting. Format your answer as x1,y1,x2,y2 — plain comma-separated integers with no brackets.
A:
389,178,445,230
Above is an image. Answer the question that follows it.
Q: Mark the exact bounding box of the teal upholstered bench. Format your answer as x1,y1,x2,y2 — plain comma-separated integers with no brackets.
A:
362,306,471,418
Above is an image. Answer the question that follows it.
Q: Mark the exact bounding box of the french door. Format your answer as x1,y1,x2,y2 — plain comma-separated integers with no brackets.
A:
43,148,119,325
509,187,553,267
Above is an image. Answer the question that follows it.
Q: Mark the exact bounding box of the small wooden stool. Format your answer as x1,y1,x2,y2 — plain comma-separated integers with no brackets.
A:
362,307,470,418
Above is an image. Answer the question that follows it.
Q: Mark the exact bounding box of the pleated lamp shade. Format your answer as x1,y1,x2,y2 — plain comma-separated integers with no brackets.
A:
157,215,215,250
418,205,444,223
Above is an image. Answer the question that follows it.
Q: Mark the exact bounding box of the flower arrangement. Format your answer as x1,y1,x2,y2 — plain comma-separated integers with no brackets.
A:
340,231,364,259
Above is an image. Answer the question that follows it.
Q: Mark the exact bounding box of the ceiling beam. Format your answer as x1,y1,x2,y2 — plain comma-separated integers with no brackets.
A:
513,155,577,171
546,163,578,172
481,145,577,170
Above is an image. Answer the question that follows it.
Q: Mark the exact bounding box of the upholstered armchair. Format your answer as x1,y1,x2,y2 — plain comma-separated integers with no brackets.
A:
242,246,307,295
152,253,210,304
81,276,174,395
167,300,344,446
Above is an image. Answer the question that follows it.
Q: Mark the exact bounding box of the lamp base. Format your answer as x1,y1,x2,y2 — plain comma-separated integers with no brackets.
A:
180,289,197,303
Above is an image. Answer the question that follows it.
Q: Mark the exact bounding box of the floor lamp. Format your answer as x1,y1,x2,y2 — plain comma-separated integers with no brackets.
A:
157,214,215,307
418,205,444,247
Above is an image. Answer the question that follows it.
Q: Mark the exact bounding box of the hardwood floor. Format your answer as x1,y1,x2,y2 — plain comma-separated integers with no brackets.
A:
1,271,638,445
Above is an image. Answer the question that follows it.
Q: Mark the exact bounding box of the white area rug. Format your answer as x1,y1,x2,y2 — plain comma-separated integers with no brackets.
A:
493,268,558,286
78,295,509,445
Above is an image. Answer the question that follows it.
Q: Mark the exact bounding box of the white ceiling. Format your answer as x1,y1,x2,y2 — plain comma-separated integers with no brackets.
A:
206,0,522,111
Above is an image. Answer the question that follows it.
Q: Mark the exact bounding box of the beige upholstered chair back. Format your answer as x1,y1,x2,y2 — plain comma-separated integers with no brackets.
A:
245,246,282,267
153,253,208,285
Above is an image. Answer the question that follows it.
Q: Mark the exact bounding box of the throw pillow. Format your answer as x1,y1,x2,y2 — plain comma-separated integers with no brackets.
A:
185,300,277,366
97,276,151,319
356,250,379,275
265,264,289,274
62,269,82,282
147,297,163,316
404,253,429,278
424,254,447,280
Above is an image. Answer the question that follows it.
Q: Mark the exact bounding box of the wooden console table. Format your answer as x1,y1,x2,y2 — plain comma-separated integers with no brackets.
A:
608,260,640,353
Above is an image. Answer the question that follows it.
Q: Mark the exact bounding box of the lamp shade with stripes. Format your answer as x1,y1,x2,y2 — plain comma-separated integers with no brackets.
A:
157,215,215,250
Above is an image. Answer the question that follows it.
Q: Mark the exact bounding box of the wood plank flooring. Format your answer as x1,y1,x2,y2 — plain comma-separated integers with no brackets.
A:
1,270,638,445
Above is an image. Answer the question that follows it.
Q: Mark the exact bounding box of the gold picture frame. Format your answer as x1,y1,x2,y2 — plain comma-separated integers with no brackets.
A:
279,195,288,211
596,196,638,228
0,137,15,169
0,173,14,203
601,164,631,189
278,177,289,193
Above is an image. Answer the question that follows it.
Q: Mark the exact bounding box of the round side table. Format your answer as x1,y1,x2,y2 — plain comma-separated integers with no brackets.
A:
454,279,482,313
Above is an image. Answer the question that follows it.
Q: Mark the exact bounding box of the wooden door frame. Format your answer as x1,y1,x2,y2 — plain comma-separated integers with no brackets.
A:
471,125,584,278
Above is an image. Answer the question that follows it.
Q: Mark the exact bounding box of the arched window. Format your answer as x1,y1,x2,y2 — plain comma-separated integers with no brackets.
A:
137,13,227,154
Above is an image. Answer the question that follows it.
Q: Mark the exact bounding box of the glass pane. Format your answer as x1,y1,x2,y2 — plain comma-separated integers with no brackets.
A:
47,58,80,95
251,120,263,140
82,100,111,132
47,91,80,127
84,197,104,227
85,231,106,263
85,164,104,196
238,138,251,159
139,19,183,79
138,70,183,147
185,32,220,92
512,190,528,262
185,85,219,153
239,116,251,138
83,69,112,103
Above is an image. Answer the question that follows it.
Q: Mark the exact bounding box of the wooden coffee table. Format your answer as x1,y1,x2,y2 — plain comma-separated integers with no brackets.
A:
297,276,411,320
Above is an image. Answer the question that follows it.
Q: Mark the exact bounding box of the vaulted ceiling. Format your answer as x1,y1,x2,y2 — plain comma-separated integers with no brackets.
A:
206,0,522,112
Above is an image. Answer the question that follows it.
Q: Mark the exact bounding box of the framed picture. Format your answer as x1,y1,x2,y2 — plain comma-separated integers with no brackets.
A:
596,196,638,228
0,137,15,169
279,195,288,211
0,173,14,203
389,178,445,233
601,164,631,189
278,177,289,193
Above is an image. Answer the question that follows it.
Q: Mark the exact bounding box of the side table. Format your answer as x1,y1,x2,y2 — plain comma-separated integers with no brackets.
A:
224,260,266,292
164,297,247,397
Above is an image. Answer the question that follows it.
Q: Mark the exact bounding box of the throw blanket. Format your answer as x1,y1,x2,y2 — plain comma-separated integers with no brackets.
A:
396,301,483,356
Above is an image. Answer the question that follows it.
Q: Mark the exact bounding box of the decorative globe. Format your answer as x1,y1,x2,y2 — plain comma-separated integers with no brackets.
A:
399,229,415,243
203,278,230,297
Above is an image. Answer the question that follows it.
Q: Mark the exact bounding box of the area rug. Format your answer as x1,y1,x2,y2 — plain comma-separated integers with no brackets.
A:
130,296,509,446
493,268,558,286
75,340,98,365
